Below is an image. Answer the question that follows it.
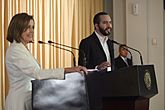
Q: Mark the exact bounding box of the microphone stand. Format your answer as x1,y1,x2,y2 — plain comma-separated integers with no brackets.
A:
48,40,87,67
38,41,76,67
47,41,90,109
110,40,143,65
127,49,133,64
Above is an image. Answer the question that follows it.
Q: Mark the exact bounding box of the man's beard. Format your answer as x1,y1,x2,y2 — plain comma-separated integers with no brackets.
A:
98,26,111,36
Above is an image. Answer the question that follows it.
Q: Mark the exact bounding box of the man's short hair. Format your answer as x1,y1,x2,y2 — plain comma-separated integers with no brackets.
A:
119,44,128,51
93,12,109,25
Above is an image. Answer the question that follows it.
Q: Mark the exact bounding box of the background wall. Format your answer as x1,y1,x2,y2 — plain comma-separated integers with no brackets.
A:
104,0,164,110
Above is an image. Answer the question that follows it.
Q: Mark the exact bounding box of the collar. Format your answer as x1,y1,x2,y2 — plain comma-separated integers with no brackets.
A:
95,31,108,44
11,40,29,51
120,56,127,61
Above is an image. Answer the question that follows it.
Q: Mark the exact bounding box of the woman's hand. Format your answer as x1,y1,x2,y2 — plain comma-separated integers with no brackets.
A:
64,66,88,75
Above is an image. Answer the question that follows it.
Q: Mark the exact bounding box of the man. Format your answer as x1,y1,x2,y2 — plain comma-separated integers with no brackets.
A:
78,12,115,71
114,44,133,69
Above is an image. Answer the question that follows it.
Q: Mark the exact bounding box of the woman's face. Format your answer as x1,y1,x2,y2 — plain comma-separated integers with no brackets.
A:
21,19,34,45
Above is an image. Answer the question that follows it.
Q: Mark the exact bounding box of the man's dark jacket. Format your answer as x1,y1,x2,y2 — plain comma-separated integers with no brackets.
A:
114,56,132,70
78,32,115,70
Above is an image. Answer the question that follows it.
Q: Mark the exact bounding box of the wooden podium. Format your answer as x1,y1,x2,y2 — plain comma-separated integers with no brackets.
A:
31,65,158,110
86,65,158,110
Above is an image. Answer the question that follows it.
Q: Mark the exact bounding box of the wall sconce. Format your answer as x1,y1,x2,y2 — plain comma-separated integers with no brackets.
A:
132,3,139,16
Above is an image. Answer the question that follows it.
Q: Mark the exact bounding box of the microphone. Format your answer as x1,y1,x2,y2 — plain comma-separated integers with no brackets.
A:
110,39,143,65
29,41,34,43
125,48,133,64
121,46,133,65
48,40,87,67
38,41,76,67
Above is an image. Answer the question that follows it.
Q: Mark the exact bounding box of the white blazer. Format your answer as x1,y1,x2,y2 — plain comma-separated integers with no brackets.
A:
5,41,64,110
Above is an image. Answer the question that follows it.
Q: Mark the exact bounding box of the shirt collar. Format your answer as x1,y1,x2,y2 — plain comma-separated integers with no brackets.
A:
95,31,108,43
120,56,127,60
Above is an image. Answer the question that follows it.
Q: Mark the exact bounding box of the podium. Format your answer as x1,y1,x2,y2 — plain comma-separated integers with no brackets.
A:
31,65,158,110
86,65,158,110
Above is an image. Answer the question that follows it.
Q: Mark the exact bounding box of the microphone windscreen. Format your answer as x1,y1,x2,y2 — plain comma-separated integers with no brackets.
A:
29,41,34,43
38,41,44,44
48,40,53,43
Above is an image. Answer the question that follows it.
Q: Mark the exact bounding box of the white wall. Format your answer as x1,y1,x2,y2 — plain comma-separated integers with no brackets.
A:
147,0,164,109
110,0,164,110
113,0,126,57
164,6,165,108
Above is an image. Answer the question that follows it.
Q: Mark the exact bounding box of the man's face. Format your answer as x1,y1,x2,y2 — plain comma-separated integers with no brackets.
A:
96,15,112,36
119,46,128,57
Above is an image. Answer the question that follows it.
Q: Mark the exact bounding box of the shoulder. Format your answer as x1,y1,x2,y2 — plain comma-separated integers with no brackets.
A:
115,56,121,60
80,32,97,43
115,56,123,63
8,42,26,53
6,42,29,60
127,58,132,62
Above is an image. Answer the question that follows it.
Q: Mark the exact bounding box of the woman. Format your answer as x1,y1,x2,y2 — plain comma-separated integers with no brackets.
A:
5,13,87,110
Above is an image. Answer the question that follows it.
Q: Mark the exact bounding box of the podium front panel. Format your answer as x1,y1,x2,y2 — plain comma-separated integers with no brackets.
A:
101,65,158,98
32,72,89,110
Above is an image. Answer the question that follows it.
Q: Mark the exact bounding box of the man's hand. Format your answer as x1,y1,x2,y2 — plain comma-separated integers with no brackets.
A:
97,61,111,70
